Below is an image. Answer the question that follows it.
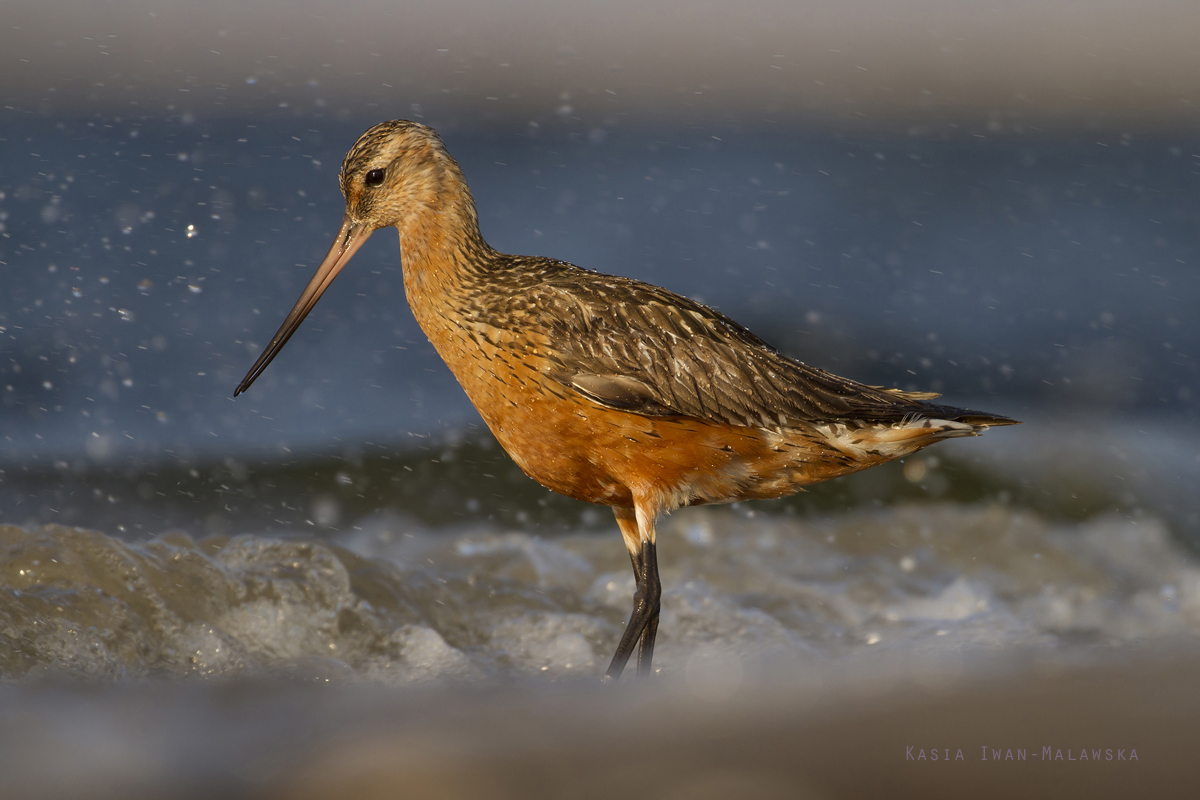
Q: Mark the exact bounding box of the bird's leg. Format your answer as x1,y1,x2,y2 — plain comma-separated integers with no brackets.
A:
635,539,661,676
606,505,661,681
604,552,646,680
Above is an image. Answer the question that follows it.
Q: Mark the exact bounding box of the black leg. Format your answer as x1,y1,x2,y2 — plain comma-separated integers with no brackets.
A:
636,541,661,676
606,540,661,681
605,547,647,680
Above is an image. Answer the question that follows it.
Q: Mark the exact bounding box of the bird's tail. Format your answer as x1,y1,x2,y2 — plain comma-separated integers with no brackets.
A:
817,407,1020,461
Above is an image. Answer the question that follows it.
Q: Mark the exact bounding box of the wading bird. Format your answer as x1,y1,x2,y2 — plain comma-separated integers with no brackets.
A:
235,121,1017,680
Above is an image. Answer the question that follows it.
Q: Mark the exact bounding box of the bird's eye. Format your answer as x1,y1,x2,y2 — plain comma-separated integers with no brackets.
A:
364,169,385,186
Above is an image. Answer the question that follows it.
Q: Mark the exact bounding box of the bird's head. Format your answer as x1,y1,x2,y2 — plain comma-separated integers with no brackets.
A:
339,120,461,232
234,119,475,396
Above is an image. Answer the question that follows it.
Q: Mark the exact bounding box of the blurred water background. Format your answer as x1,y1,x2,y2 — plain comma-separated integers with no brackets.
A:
3,1,1200,797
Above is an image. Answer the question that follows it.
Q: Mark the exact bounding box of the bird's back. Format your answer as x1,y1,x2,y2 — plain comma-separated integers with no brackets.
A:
412,252,1017,514
454,254,1015,433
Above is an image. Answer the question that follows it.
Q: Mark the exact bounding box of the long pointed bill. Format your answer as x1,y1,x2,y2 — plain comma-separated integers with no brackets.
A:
234,215,374,396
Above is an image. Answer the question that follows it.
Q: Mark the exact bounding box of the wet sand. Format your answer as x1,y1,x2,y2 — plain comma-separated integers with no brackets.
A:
1,649,1193,799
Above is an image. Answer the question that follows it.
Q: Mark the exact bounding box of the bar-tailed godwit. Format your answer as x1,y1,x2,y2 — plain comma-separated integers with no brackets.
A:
235,121,1018,680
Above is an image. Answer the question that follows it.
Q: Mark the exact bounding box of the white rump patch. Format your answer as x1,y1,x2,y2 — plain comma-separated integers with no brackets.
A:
816,417,981,460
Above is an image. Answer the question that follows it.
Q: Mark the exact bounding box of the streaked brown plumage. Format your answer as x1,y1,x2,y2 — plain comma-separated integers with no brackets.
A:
235,120,1019,680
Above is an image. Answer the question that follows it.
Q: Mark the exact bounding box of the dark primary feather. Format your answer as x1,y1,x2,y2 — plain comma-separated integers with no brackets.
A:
461,256,1010,430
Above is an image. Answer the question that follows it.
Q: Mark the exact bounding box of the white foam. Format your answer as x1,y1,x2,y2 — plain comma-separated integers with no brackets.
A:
5,499,1200,683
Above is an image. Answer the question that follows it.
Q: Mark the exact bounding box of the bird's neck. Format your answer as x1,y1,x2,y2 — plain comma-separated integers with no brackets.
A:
396,166,496,323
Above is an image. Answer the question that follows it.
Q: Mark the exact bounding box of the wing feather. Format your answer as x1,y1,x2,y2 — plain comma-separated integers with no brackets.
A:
471,257,1007,429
